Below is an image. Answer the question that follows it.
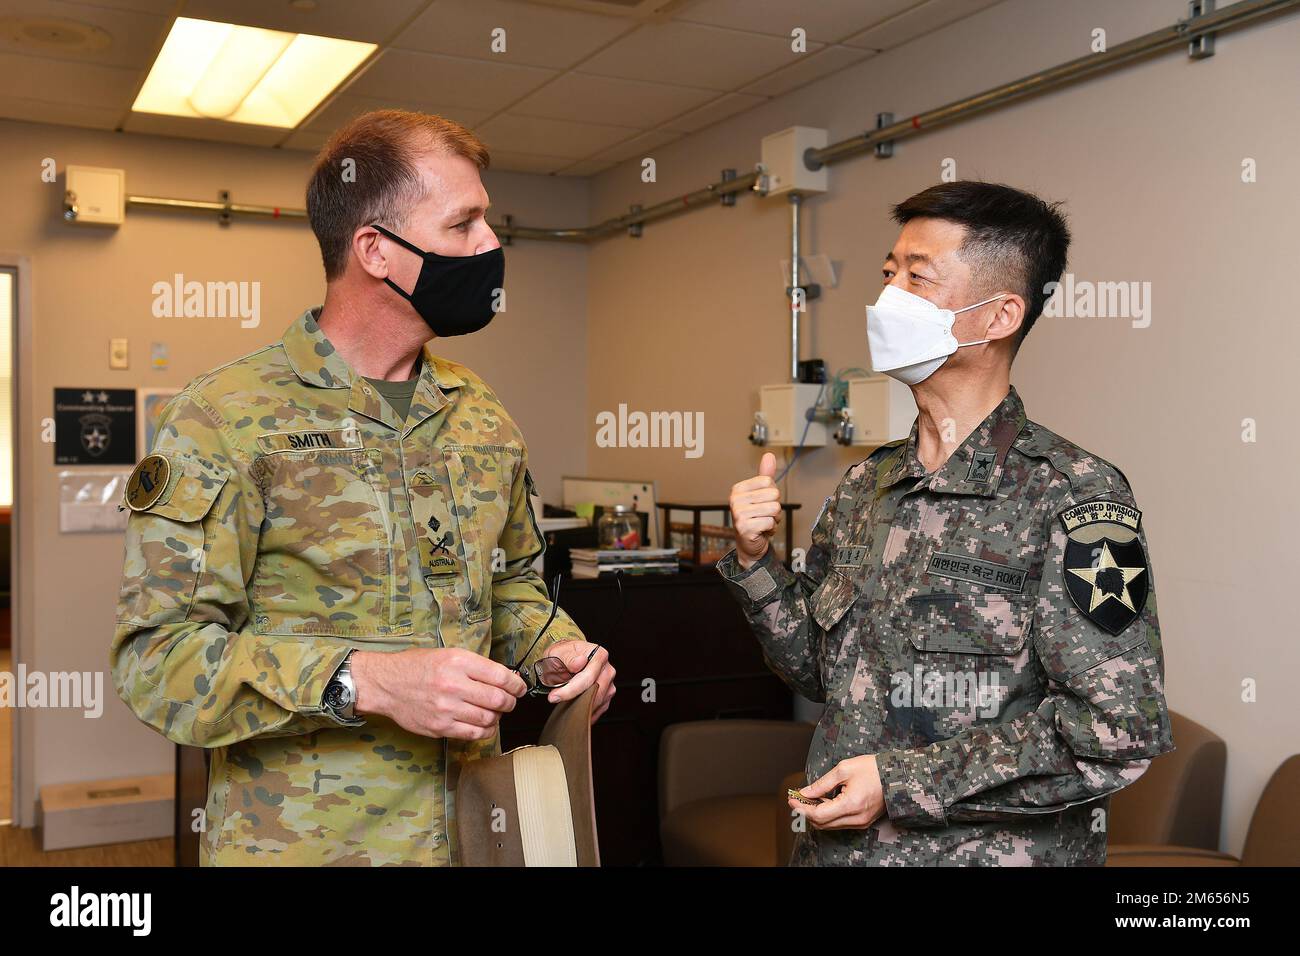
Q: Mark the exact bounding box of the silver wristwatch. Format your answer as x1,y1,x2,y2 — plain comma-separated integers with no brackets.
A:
323,651,357,720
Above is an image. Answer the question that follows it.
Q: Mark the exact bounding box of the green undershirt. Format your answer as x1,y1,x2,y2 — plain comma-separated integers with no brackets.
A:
363,357,422,421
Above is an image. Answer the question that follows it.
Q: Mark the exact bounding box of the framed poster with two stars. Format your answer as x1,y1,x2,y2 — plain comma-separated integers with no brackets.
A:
1060,498,1149,635
53,388,137,466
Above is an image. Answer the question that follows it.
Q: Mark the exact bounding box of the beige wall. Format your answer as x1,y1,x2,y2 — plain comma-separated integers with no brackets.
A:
5,0,1297,857
583,0,1300,855
0,118,587,825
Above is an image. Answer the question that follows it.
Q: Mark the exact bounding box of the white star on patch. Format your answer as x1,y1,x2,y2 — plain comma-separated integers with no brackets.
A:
1067,541,1145,613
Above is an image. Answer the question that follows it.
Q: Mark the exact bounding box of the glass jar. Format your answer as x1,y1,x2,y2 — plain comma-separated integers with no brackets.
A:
597,504,640,549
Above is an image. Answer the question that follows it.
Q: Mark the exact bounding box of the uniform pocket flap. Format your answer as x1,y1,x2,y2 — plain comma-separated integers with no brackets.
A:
906,591,1033,655
811,569,857,632
126,453,228,523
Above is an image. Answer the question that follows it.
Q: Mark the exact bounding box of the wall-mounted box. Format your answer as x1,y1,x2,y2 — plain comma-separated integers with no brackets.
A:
760,383,829,447
65,165,125,225
760,126,828,196
846,377,891,447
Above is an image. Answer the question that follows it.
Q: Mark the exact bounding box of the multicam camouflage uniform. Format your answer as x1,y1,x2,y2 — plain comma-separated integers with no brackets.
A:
718,387,1173,865
111,308,582,866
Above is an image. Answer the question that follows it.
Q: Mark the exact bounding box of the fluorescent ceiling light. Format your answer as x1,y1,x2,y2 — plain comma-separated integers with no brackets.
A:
132,17,375,128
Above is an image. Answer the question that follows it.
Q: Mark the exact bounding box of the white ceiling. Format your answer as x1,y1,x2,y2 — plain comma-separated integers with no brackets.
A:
0,0,1006,176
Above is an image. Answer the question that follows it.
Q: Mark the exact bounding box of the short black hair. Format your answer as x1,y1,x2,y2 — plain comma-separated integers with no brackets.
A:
890,181,1070,346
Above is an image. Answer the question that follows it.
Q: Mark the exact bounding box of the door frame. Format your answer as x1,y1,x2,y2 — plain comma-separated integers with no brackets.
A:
0,252,32,827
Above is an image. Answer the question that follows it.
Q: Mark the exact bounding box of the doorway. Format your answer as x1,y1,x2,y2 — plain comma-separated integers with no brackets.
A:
0,263,16,826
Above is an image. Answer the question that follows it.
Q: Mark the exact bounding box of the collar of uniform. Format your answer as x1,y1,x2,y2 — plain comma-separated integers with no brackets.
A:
877,427,926,492
401,344,465,438
284,307,465,433
923,386,1027,497
283,307,354,389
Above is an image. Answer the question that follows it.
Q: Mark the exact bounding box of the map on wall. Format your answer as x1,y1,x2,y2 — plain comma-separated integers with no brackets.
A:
54,388,137,466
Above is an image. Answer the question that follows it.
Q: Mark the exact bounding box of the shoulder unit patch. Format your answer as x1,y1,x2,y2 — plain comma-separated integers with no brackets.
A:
125,454,171,511
1059,498,1147,634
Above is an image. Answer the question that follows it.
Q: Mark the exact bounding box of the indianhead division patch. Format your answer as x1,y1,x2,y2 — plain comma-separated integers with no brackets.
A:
1059,498,1147,635
125,453,171,511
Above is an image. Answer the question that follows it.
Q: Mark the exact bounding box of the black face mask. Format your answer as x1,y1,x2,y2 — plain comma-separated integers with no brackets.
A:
372,223,504,337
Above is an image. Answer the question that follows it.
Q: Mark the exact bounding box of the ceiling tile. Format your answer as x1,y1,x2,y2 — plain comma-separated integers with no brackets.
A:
180,0,430,44
475,112,641,160
511,72,716,128
122,110,288,147
843,0,1005,51
280,126,332,153
346,48,558,112
660,90,766,133
740,43,874,97
51,0,176,13
302,93,491,134
482,150,574,175
397,0,633,69
0,49,140,109
676,0,923,42
587,126,682,163
0,0,170,70
554,157,618,177
579,20,815,91
0,94,121,129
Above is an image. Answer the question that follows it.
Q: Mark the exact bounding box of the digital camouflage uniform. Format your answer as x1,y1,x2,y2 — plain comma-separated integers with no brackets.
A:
111,308,582,866
718,387,1173,866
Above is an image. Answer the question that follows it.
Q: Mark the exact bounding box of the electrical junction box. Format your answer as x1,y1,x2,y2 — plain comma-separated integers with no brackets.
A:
760,126,828,196
845,377,891,446
65,165,125,225
760,383,829,447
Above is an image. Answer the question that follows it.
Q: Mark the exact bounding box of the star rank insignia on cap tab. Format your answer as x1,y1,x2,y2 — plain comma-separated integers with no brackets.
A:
1059,498,1148,634
125,454,171,511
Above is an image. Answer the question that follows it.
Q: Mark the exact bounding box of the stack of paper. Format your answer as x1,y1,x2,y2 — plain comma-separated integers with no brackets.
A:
569,547,680,579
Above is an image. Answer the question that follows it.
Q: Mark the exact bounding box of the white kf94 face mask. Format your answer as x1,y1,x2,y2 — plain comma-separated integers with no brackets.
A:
866,284,1009,385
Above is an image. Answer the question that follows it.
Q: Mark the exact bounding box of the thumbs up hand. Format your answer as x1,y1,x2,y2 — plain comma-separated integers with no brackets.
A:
729,452,783,569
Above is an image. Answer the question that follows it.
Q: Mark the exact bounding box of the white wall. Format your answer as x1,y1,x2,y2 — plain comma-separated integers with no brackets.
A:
582,0,1300,855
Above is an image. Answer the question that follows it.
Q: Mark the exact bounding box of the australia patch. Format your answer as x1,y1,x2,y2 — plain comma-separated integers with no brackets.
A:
418,513,459,582
1059,498,1147,635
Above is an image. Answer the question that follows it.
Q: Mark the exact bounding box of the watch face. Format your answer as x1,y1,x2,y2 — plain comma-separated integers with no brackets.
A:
325,682,349,709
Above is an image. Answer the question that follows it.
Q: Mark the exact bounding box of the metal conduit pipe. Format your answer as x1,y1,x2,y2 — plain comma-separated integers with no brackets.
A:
120,0,1298,238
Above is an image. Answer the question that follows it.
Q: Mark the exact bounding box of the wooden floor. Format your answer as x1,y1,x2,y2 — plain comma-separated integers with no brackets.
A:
0,647,173,866
0,825,172,867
